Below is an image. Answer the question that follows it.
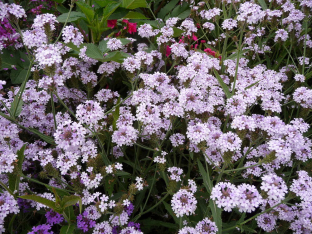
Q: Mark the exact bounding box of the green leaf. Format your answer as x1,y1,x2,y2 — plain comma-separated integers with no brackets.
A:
113,97,120,131
197,159,212,193
119,38,131,45
57,12,85,23
10,95,23,118
86,43,103,60
52,0,65,3
209,199,222,234
60,224,76,234
157,0,179,19
177,9,191,20
124,11,148,19
99,40,108,53
171,2,189,17
213,69,231,99
173,27,184,37
163,201,179,225
8,144,26,194
61,195,82,214
0,111,16,122
102,51,130,63
108,7,129,19
95,0,117,7
76,1,95,23
27,128,56,145
102,2,121,23
121,0,147,9
57,5,69,13
115,171,131,176
10,68,29,84
19,195,58,212
257,0,267,10
0,49,19,70
141,218,178,230
104,175,116,196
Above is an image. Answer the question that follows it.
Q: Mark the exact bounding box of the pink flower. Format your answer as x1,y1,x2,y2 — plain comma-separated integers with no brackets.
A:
165,45,171,57
122,19,137,34
107,20,117,29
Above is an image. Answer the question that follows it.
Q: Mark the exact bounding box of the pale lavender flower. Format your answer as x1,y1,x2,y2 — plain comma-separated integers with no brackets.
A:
112,125,138,146
260,174,287,202
92,221,112,234
211,182,238,212
62,25,84,46
171,189,197,217
178,227,197,234
195,218,218,234
236,184,263,213
35,44,62,67
256,213,277,232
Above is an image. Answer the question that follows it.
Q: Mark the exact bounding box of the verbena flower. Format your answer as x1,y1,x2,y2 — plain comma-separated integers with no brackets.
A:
171,189,197,217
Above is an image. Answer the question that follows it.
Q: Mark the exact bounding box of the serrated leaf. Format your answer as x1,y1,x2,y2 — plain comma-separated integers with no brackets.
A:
102,2,121,23
76,1,95,23
0,49,20,70
60,224,76,234
121,0,147,9
19,195,58,212
124,11,148,19
57,5,69,13
10,68,29,84
61,195,82,214
85,43,103,60
108,7,129,19
99,40,108,53
95,0,117,7
102,51,130,63
57,12,85,23
173,27,184,37
157,0,179,19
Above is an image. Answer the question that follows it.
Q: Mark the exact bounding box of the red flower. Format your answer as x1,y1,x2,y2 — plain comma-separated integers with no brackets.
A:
107,20,117,29
122,19,137,34
166,45,171,57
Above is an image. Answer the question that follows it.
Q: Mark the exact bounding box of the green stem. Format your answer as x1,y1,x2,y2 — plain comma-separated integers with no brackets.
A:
54,0,75,44
133,193,169,222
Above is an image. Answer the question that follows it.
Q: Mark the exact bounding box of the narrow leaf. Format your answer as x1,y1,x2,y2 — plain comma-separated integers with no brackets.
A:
60,224,76,234
213,69,231,99
157,0,179,19
19,195,58,212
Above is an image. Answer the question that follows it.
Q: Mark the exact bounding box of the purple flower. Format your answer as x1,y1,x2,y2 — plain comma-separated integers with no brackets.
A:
77,211,96,233
124,203,134,216
211,182,238,212
45,209,64,225
28,224,53,234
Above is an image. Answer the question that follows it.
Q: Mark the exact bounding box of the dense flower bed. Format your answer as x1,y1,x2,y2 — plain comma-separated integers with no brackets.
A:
0,0,311,233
